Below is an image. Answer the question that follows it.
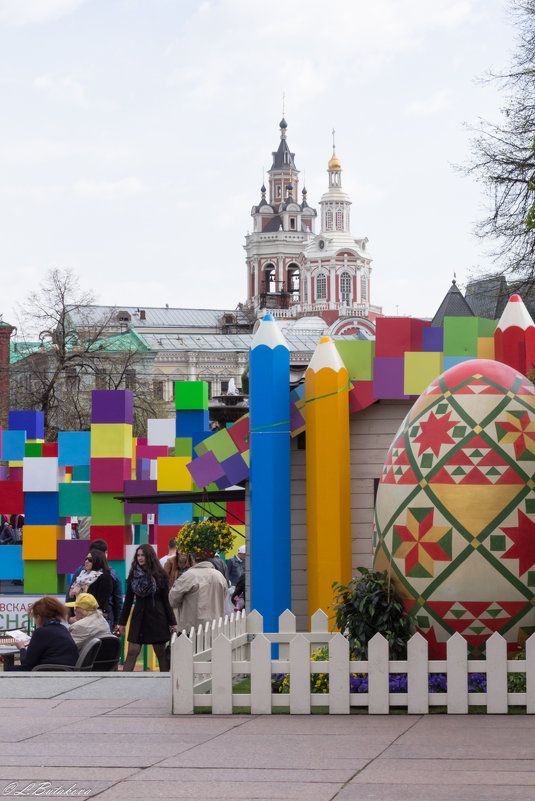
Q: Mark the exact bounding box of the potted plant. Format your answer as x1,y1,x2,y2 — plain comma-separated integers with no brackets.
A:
176,519,235,559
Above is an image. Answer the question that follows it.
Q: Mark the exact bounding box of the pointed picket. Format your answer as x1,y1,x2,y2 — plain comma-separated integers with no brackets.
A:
447,633,468,714
196,624,204,654
526,633,535,714
171,633,194,714
246,610,264,634
486,632,507,713
328,632,350,714
212,634,233,715
368,633,389,714
251,633,272,714
311,609,329,632
279,609,297,633
407,633,428,714
289,634,310,714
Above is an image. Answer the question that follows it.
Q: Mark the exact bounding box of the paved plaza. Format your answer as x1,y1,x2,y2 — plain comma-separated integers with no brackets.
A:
1,693,534,800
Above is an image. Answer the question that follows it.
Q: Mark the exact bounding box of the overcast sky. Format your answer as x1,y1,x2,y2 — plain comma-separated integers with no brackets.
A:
0,0,517,323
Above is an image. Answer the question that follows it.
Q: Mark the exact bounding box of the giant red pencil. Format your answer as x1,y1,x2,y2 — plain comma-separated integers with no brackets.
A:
495,294,535,376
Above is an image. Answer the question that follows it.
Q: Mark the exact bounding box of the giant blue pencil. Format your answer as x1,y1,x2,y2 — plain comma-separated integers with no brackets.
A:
249,314,291,631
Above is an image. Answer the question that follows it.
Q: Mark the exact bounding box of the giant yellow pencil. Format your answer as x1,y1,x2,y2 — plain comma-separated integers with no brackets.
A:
305,336,352,622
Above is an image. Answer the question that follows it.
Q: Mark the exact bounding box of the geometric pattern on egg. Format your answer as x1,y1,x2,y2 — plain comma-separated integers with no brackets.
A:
373,359,535,658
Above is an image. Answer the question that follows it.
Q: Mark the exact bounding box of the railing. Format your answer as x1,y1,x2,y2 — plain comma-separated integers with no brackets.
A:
170,609,535,715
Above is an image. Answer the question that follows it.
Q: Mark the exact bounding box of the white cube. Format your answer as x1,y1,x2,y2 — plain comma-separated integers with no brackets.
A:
147,418,175,448
23,457,60,492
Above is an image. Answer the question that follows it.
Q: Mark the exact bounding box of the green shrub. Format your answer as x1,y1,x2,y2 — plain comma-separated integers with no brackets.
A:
332,567,411,659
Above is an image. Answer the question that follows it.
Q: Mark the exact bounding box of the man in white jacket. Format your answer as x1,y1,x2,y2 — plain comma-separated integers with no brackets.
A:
168,556,228,632
66,593,110,652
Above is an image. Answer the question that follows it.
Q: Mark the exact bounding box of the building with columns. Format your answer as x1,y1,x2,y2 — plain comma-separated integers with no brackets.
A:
245,118,381,337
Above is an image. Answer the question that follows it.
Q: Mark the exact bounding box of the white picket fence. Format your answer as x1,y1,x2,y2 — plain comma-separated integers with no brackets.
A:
170,609,535,715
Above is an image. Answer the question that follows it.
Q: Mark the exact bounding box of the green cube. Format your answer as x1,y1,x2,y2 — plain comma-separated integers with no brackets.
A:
477,317,498,337
91,492,126,525
174,380,209,411
72,465,90,481
443,317,479,357
24,560,63,594
109,559,126,592
204,429,238,461
58,482,91,517
334,340,375,381
175,437,193,457
25,442,42,457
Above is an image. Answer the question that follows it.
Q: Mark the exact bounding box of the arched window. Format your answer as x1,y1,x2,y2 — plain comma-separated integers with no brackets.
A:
336,208,343,230
340,272,351,304
303,274,308,302
316,273,327,300
325,210,333,230
263,264,276,291
361,275,368,302
287,264,300,295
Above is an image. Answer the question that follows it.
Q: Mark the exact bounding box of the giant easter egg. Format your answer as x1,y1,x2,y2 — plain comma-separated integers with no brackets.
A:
373,358,535,658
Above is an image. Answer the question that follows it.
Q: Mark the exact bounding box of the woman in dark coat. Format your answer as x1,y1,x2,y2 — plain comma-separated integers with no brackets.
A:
116,544,177,671
83,550,114,621
12,596,78,670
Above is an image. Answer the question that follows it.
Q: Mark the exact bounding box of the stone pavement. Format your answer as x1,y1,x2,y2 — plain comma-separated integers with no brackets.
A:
1,697,535,800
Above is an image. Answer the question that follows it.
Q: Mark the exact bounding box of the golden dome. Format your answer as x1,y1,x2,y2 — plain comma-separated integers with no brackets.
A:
328,146,341,171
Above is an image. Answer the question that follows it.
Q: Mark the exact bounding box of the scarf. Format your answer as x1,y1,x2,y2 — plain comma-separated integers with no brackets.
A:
73,568,102,589
131,565,157,598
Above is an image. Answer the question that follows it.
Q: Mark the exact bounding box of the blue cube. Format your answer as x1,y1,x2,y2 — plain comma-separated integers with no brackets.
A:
158,502,193,525
24,491,60,525
1,430,26,461
0,544,23,579
175,410,209,437
422,326,444,353
8,410,44,440
58,432,91,466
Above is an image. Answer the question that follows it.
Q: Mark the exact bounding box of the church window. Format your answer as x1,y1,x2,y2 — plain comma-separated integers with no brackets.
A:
290,217,296,230
326,210,333,230
303,275,308,302
361,276,368,302
316,273,327,300
336,209,343,230
340,272,351,304
277,186,281,198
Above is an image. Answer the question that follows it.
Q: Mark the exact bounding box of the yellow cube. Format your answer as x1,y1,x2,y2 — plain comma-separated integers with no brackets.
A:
90,424,133,458
156,456,193,491
404,352,443,396
23,525,65,560
477,337,495,360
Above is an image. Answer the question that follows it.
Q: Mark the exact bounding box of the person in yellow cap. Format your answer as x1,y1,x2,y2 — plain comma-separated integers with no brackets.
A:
66,593,111,652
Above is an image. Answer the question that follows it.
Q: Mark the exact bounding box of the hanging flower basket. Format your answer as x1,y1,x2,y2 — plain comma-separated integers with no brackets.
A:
176,519,235,558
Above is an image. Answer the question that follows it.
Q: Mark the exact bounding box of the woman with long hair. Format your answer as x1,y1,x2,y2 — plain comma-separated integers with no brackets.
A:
69,550,114,622
12,596,78,670
164,549,193,588
116,544,177,671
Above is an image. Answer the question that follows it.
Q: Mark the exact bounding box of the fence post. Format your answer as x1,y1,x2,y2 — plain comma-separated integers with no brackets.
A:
328,632,350,714
311,609,329,633
212,634,233,715
171,634,194,715
368,633,389,714
290,634,310,714
246,609,264,634
486,632,507,714
526,633,535,714
407,633,429,714
251,633,272,714
447,633,468,714
279,609,296,659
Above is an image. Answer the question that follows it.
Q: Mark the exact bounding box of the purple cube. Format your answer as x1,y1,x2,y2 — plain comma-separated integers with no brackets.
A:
57,539,89,574
91,390,133,425
422,326,444,353
373,357,414,400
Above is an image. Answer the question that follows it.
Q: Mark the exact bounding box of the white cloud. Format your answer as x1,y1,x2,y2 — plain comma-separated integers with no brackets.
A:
405,88,454,116
73,177,147,199
1,140,135,166
34,73,87,105
0,0,87,26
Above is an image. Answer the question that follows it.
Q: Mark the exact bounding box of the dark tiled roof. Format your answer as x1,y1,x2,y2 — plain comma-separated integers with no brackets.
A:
262,216,282,232
270,137,297,171
465,276,508,319
431,280,474,326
